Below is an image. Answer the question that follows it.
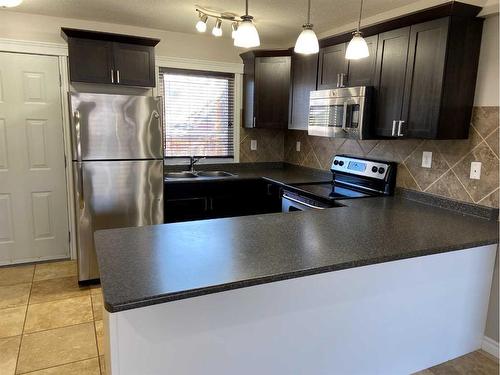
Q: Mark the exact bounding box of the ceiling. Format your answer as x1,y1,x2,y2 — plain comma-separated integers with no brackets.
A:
5,0,494,45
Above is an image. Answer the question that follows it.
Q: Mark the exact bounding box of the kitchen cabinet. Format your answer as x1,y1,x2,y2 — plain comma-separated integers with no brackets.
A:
62,28,159,87
373,16,482,139
317,43,348,89
289,53,318,130
164,179,282,223
241,51,292,129
347,35,379,86
373,27,411,137
317,35,378,90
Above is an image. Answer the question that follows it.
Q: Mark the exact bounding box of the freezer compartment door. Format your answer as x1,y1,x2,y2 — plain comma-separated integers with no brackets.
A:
73,160,163,281
69,92,163,160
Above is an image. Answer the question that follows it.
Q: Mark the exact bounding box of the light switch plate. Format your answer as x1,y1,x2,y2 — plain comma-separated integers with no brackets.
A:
470,162,481,179
422,151,432,168
296,141,301,152
250,139,257,151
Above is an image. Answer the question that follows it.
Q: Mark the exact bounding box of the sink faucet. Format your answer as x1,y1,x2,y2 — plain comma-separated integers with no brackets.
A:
189,156,205,172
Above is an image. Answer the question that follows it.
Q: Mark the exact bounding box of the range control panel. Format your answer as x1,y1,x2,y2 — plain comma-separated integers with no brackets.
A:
331,155,390,180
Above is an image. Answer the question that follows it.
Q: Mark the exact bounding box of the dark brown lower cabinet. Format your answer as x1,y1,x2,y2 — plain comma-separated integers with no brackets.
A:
164,180,282,223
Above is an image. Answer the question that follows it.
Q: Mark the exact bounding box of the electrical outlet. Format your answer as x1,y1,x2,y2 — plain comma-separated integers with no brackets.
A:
422,151,432,168
296,141,301,152
250,139,257,151
470,162,481,179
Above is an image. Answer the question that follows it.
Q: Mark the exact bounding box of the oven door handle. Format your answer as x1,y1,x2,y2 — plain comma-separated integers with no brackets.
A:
283,194,325,210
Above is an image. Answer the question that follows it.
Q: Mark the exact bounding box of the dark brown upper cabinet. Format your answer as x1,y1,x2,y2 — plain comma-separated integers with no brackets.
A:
373,15,483,139
347,35,379,87
373,27,411,137
317,44,348,89
241,50,291,129
289,52,318,130
62,28,159,87
317,35,378,90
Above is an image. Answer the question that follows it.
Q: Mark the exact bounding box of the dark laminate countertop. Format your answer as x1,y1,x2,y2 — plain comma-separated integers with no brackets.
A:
163,162,333,185
95,192,499,312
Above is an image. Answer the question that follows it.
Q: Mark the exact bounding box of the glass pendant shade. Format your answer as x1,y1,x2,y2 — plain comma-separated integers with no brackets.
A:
294,25,319,54
234,16,260,48
212,19,223,37
346,32,369,59
0,0,22,7
231,23,238,39
195,14,208,33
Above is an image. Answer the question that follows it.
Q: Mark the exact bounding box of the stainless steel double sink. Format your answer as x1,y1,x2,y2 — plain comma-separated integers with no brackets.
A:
164,171,236,179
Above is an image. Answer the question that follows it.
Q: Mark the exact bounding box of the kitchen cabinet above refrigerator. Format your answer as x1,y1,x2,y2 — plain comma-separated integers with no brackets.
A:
62,28,160,87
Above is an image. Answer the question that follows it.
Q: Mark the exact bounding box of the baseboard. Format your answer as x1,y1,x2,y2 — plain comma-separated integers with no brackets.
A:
482,336,499,359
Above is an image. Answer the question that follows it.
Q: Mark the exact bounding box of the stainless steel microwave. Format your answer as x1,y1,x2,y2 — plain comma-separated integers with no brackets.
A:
308,86,373,139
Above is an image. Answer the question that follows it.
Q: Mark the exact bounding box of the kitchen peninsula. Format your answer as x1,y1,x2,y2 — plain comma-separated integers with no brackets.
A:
95,164,498,375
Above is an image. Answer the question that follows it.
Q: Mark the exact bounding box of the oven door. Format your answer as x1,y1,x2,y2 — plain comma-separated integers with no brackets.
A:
308,97,364,138
282,192,327,212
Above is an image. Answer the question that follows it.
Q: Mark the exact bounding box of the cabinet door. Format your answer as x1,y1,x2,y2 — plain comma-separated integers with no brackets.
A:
373,27,410,137
164,197,208,223
68,38,114,84
317,43,348,89
254,56,291,129
289,53,318,130
347,35,378,86
113,43,156,87
402,18,449,138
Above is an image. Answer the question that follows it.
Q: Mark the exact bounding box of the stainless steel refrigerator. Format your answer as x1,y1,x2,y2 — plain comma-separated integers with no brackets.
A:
69,92,164,282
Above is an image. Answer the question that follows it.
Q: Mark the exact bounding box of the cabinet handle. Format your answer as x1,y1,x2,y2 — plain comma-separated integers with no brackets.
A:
336,73,340,88
111,69,114,83
397,120,405,137
116,70,120,84
392,120,397,136
252,116,256,128
342,101,348,131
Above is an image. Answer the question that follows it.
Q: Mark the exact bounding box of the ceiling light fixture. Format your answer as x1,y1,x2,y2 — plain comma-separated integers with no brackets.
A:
195,12,208,32
346,0,369,60
234,0,260,48
212,18,223,37
294,0,319,55
231,22,239,39
0,0,22,7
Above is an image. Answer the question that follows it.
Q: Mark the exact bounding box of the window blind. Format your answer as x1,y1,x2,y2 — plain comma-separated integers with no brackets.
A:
159,68,235,158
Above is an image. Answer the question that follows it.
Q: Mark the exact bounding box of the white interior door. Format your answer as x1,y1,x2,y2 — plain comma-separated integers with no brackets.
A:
0,52,69,264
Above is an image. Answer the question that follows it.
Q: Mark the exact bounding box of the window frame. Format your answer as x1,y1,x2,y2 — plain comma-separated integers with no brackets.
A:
158,67,241,165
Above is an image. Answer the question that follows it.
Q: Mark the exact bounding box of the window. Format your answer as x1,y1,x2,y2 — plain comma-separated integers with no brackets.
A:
159,68,235,158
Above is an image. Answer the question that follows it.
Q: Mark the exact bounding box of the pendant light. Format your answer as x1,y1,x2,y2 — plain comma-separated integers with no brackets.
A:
0,0,22,7
231,22,239,39
212,18,223,37
234,0,260,48
346,0,369,59
195,12,208,33
294,0,319,55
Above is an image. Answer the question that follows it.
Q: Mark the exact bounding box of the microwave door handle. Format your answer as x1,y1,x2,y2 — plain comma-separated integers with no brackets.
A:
342,101,348,131
392,120,397,136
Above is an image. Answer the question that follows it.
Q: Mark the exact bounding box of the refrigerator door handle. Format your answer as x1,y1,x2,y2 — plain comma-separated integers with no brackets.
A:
74,110,85,209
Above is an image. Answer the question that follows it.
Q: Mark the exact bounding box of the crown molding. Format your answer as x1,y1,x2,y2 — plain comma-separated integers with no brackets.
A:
0,38,68,56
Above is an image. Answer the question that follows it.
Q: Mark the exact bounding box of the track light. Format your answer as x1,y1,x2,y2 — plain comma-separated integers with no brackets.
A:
195,13,208,33
231,22,239,39
212,18,223,37
0,0,22,7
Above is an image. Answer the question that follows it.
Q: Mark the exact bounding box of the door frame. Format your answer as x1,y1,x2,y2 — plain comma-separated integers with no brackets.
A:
0,39,77,260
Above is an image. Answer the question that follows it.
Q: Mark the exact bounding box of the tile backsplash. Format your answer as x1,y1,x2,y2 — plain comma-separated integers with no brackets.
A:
240,107,499,208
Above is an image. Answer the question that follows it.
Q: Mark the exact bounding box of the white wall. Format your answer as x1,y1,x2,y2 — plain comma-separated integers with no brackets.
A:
0,10,243,63
474,14,500,106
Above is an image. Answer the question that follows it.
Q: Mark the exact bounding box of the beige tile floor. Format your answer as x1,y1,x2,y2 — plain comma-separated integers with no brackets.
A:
0,261,105,375
0,260,498,374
